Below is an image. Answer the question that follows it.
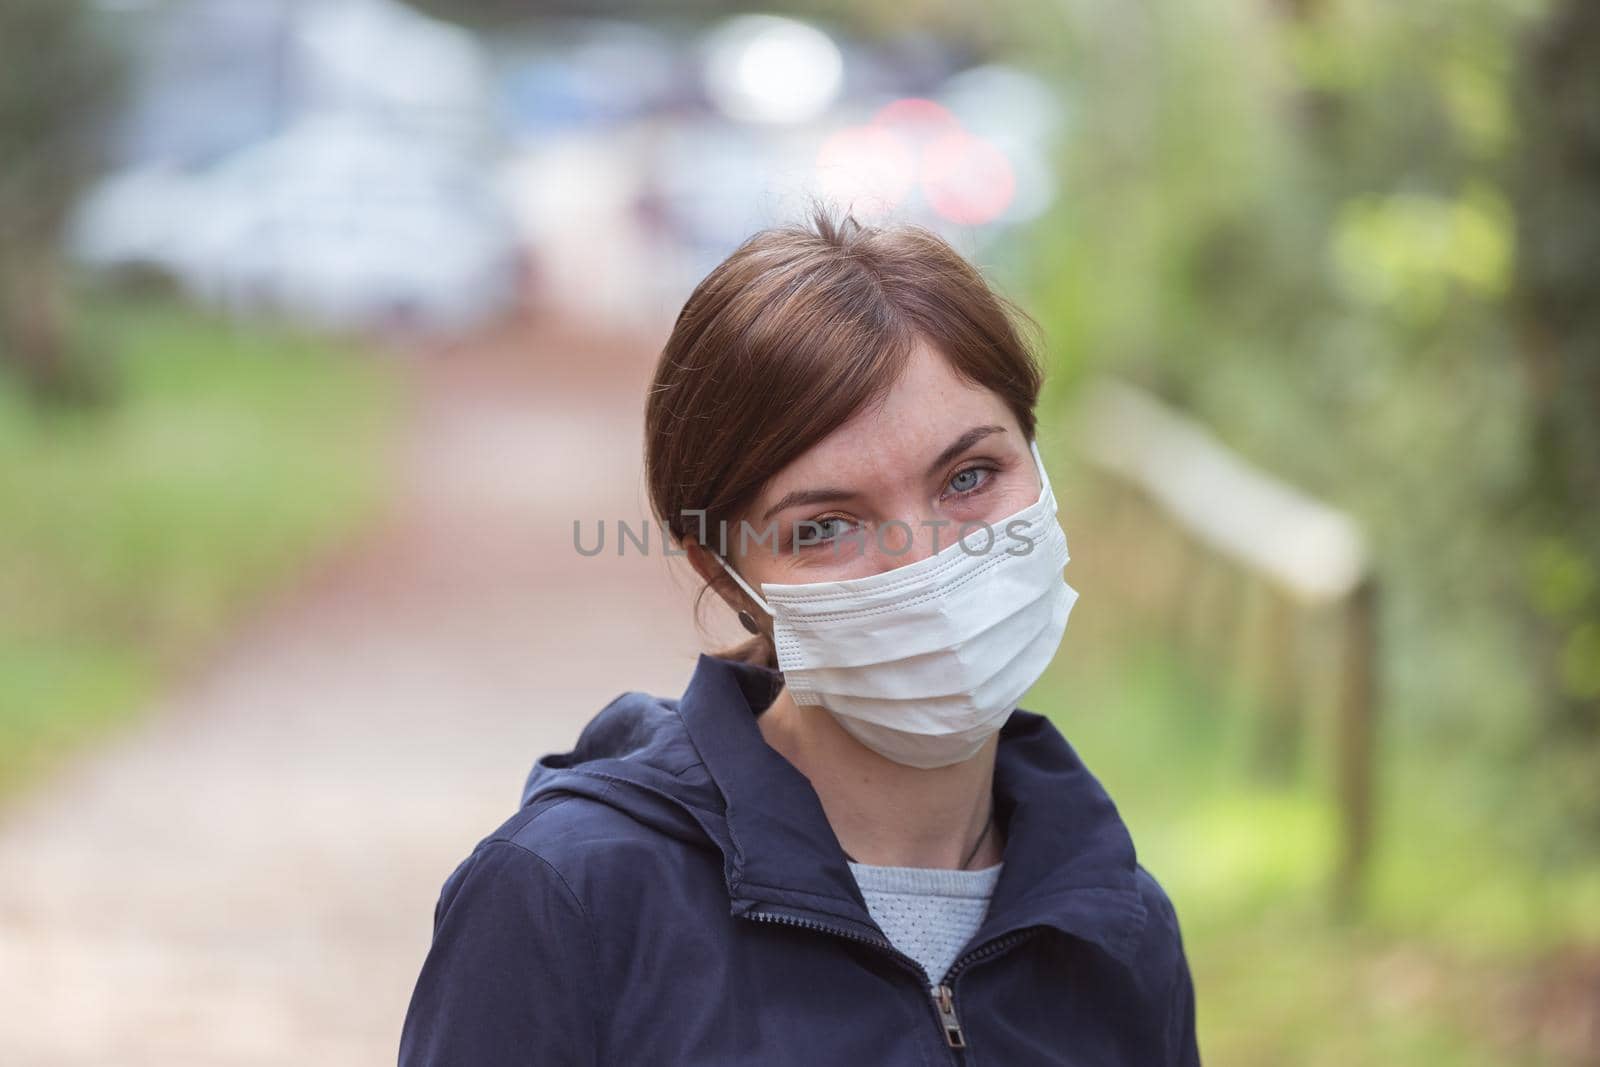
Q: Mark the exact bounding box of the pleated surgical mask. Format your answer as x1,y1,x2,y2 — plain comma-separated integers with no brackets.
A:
714,438,1078,768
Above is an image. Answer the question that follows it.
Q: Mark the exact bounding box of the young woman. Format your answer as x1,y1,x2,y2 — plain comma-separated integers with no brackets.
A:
399,209,1201,1065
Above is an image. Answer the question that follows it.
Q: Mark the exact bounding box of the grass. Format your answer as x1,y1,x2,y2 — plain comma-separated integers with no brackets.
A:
1027,634,1600,1066
0,290,403,799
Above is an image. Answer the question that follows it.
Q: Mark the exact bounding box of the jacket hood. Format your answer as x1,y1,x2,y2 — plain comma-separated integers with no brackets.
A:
521,653,1150,971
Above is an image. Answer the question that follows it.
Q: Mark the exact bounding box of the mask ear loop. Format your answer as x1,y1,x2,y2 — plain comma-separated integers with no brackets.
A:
1029,438,1053,499
712,551,773,618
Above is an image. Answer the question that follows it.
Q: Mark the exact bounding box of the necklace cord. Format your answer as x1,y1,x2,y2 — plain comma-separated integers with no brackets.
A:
841,807,996,871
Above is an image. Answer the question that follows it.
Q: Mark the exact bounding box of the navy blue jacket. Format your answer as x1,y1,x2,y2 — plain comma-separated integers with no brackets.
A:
399,653,1201,1065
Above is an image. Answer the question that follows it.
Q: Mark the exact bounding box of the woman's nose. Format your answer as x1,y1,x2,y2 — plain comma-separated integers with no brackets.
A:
862,512,958,572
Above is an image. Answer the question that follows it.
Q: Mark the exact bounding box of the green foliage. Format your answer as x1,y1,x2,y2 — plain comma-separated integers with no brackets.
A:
0,290,402,797
1015,1,1600,1057
1029,638,1599,1065
1023,0,1600,836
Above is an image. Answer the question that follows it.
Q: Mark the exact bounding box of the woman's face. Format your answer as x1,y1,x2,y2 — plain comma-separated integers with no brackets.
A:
730,338,1041,590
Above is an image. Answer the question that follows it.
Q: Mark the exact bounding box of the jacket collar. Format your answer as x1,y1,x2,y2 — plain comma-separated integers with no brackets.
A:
675,653,1149,971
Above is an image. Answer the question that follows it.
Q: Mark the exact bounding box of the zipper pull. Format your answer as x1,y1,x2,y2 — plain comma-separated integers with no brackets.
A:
933,983,967,1049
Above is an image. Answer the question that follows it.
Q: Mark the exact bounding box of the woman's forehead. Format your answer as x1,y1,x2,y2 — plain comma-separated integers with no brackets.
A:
812,342,1011,441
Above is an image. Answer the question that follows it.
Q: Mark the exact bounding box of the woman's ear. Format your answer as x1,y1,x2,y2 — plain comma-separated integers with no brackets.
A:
685,537,740,608
685,537,766,631
683,537,719,590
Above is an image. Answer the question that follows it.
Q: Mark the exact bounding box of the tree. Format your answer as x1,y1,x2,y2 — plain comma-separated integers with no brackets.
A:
0,0,119,403
1511,0,1600,833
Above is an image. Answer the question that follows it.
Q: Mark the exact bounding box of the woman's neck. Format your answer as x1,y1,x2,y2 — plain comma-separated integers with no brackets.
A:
756,686,1005,870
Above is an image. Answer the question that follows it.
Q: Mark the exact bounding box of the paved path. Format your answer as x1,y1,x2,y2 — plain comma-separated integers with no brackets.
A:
0,313,735,1065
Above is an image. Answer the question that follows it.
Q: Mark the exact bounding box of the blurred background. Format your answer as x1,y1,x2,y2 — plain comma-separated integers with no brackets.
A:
1,0,1597,1063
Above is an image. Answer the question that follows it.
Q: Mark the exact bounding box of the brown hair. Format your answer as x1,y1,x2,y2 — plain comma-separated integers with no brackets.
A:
644,205,1046,669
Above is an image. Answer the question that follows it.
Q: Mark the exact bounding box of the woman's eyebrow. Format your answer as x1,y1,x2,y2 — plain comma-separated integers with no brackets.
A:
760,486,858,523
925,425,1007,477
759,426,1010,522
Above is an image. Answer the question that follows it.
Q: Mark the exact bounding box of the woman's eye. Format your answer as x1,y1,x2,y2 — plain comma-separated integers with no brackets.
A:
813,516,853,540
794,515,856,549
948,466,992,495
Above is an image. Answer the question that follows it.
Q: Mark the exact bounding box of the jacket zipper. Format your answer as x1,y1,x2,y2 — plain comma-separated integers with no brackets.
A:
746,909,967,1060
744,908,925,979
746,908,1041,1059
925,927,1043,1053
932,982,966,1048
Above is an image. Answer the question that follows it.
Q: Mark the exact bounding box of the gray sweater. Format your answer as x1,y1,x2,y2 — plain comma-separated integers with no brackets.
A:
846,860,1005,987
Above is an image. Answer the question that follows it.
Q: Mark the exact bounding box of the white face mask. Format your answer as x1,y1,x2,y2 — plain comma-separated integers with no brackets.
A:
713,438,1078,769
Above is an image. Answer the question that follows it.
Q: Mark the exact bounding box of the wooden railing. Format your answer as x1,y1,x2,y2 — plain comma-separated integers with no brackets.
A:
1076,378,1379,913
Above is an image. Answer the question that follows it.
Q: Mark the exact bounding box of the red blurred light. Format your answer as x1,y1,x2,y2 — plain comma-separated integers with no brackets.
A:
920,130,1016,226
872,98,962,135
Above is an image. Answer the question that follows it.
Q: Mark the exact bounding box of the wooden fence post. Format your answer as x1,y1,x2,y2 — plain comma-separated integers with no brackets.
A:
1333,574,1378,915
